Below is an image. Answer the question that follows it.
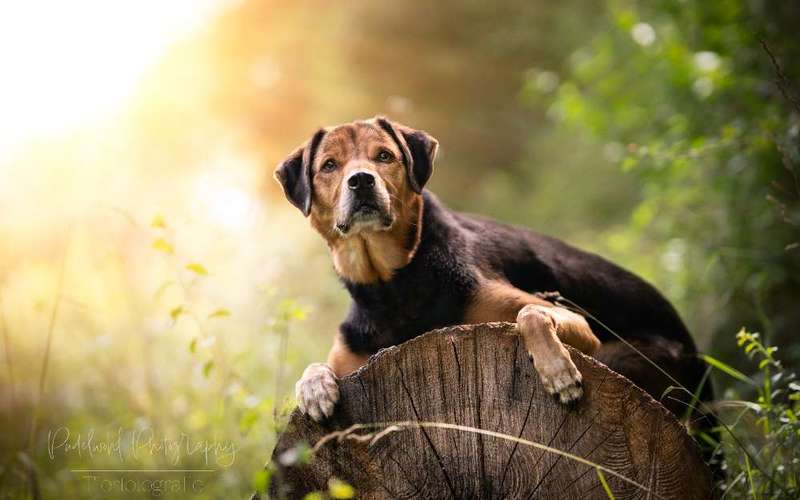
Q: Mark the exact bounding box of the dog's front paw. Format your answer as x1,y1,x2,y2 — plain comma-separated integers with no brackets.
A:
532,348,583,405
295,363,339,421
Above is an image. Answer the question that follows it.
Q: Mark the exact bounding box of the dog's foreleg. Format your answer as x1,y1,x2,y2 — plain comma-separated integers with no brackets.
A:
295,333,369,421
517,304,597,404
295,362,339,421
466,281,600,404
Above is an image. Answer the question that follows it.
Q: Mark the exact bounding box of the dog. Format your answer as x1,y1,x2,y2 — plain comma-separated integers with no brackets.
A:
273,117,714,432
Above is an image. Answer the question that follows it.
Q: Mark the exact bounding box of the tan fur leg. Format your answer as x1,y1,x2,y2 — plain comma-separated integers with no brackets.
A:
467,280,601,403
326,333,370,377
517,304,585,403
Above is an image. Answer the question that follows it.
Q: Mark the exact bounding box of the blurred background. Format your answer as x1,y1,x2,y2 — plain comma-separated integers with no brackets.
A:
1,0,798,498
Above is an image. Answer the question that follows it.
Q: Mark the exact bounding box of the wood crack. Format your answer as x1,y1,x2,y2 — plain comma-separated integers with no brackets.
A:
269,324,713,499
498,376,536,494
396,361,458,499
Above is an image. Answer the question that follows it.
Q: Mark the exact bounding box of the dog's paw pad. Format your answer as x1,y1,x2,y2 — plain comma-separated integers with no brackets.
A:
557,382,583,405
295,363,340,422
534,355,584,406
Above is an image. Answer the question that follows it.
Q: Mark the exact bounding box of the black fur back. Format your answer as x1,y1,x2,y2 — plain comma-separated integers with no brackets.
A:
340,191,696,356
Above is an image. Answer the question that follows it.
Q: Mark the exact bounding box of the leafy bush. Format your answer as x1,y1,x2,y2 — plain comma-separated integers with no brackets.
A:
519,2,800,495
525,0,800,369
709,330,800,498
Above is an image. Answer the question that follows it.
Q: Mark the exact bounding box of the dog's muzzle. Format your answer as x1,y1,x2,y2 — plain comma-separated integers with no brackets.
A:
336,172,393,235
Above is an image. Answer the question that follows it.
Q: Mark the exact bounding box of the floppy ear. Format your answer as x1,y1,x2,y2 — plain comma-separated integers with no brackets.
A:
376,117,439,193
273,128,326,216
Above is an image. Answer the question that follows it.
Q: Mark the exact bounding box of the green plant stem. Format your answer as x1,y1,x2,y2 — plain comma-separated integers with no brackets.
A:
273,321,290,421
0,291,15,412
27,229,70,452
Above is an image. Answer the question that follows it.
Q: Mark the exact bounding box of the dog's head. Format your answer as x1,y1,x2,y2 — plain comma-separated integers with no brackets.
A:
274,117,438,241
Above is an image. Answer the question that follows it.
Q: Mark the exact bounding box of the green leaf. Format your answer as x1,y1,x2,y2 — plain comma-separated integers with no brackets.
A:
153,280,175,300
152,238,174,254
744,453,755,498
253,469,271,493
189,337,198,354
700,354,754,385
202,360,214,378
596,469,615,500
240,409,259,434
681,366,711,423
170,306,185,323
696,431,719,448
151,214,167,229
208,308,231,319
328,478,355,499
279,299,309,321
185,262,208,275
302,493,324,500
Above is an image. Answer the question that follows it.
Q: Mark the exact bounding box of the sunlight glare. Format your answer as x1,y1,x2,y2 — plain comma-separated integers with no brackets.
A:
0,0,229,157
194,152,261,232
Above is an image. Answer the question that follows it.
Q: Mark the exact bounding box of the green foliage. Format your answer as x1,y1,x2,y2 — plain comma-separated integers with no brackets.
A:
170,304,185,323
151,214,167,229
528,0,800,372
328,478,356,499
701,352,754,386
526,2,800,493
0,210,319,498
253,468,272,495
151,237,174,255
208,308,231,319
186,262,209,276
714,329,800,498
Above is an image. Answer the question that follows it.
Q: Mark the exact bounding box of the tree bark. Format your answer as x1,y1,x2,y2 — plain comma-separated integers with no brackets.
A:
268,323,712,499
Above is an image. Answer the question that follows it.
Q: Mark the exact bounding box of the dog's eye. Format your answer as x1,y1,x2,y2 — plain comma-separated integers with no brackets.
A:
320,159,337,173
376,150,394,163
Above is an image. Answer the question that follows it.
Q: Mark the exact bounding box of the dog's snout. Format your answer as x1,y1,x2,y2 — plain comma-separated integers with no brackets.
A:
347,172,375,191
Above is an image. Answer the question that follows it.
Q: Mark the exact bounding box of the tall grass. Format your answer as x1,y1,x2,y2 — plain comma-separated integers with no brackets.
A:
711,330,800,498
0,211,324,499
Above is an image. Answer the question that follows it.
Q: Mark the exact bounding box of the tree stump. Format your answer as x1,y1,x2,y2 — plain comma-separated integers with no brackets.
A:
268,323,712,499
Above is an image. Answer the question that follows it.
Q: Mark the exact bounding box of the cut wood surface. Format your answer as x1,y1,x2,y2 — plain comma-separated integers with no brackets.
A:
269,323,712,499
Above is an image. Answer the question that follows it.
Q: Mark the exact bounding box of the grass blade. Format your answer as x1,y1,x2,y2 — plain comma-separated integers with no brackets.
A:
313,421,659,499
699,354,755,385
597,468,616,500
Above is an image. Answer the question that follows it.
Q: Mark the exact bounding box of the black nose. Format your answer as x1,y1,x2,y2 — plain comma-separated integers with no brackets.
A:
347,172,375,191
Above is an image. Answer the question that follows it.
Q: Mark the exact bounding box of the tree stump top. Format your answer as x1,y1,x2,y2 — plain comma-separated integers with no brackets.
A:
270,323,712,499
